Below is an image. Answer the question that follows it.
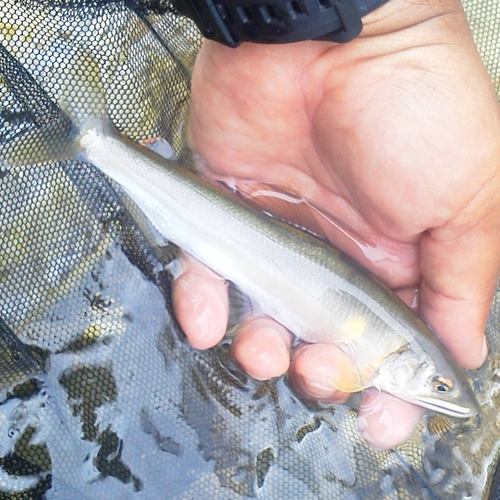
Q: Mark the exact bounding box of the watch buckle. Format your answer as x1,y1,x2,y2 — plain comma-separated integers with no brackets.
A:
319,0,363,43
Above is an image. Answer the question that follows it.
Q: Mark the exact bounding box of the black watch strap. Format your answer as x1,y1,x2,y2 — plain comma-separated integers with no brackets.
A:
171,0,389,47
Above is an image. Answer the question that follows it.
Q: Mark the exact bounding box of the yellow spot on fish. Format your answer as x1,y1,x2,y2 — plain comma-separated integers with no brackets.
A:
341,315,367,339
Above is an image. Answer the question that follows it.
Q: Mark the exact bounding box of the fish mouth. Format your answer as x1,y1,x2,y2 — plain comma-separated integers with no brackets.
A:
413,396,479,418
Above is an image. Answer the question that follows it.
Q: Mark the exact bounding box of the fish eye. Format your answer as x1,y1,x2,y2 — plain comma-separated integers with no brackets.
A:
433,376,453,393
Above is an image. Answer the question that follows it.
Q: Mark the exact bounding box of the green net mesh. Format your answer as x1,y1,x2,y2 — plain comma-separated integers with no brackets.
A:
0,0,499,498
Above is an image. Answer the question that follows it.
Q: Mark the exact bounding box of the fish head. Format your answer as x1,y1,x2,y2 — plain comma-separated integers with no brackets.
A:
374,349,479,418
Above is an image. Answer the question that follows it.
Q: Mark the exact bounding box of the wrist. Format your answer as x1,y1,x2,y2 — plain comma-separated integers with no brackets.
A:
198,0,470,59
361,0,467,38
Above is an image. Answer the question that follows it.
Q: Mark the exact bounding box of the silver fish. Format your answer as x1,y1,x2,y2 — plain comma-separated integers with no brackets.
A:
76,118,479,418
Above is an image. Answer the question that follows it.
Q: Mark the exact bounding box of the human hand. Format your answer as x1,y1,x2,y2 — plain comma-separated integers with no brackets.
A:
173,0,500,449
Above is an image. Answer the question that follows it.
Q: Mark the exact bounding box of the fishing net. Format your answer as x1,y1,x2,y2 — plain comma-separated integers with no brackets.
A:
0,0,499,498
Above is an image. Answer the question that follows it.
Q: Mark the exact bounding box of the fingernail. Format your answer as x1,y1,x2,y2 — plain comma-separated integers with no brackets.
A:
357,389,425,450
481,336,489,365
192,154,208,174
195,303,213,339
357,394,391,450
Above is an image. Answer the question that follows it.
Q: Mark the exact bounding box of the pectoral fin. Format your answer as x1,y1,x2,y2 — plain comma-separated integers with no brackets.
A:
331,364,377,393
324,346,377,393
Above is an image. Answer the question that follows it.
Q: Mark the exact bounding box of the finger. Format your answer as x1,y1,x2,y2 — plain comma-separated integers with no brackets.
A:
229,316,292,380
420,216,500,369
288,344,358,404
172,253,229,350
357,388,425,450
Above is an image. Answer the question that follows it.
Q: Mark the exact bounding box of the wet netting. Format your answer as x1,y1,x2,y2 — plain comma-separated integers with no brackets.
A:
0,0,499,498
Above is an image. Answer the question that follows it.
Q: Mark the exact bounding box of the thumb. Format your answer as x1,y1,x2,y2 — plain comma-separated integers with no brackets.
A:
419,214,500,369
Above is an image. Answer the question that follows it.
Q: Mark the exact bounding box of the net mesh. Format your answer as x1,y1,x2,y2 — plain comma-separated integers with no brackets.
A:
0,0,499,498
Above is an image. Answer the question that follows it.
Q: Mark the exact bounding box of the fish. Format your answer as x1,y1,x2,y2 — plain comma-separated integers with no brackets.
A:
71,117,481,419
